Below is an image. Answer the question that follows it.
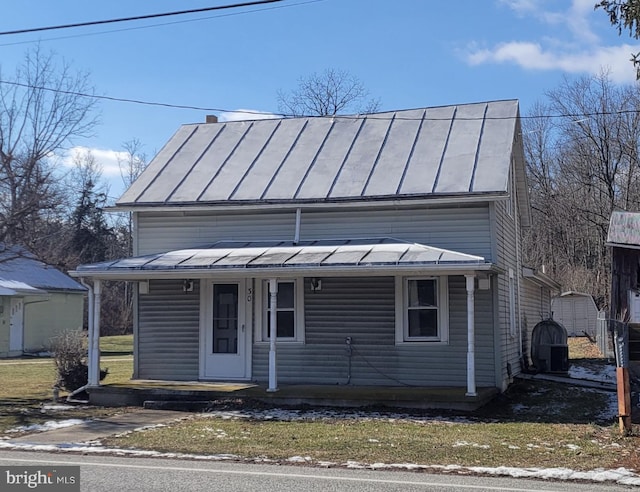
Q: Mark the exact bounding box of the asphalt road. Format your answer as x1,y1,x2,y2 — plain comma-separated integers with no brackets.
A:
0,450,632,492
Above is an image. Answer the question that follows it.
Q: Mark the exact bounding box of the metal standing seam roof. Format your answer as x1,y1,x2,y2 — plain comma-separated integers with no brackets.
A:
607,211,640,248
0,280,48,296
118,100,519,207
73,238,492,277
0,248,86,292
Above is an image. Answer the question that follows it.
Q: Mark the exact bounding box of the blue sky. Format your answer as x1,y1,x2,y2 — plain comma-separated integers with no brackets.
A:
2,0,639,198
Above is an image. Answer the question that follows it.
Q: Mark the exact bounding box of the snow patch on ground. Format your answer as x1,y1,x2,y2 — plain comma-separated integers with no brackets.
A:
9,431,639,489
202,407,476,424
41,404,82,412
569,363,616,383
6,419,89,433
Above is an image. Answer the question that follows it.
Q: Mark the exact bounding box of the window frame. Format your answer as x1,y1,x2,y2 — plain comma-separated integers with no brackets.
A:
255,278,305,343
395,276,449,345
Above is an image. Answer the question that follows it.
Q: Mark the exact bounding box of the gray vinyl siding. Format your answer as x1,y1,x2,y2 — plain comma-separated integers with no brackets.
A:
137,279,200,380
252,276,495,387
521,279,552,363
135,204,492,260
493,185,523,386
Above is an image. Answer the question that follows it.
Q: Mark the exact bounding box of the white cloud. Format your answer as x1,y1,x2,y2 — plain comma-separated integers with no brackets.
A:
468,0,640,79
62,146,128,178
218,109,281,122
468,41,640,83
498,0,538,16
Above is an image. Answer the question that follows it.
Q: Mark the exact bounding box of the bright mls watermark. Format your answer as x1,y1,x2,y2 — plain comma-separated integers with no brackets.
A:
1,466,79,491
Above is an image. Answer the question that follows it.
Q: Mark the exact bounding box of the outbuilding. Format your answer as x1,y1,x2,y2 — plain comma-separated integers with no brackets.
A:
0,247,86,357
551,291,600,337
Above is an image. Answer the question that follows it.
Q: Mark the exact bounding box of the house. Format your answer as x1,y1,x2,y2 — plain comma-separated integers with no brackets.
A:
72,100,548,407
0,247,86,357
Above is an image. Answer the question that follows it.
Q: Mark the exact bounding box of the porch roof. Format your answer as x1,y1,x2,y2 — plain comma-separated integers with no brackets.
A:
71,238,499,279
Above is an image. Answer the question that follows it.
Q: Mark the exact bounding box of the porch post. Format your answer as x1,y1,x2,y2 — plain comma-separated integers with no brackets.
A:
267,278,278,392
465,274,477,397
88,279,102,387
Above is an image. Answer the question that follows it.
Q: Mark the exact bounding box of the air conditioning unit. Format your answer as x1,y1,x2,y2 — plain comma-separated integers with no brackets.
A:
537,344,569,373
629,290,640,324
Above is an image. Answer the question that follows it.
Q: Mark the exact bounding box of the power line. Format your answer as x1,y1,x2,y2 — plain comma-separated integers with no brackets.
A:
0,1,321,48
3,78,640,123
0,0,283,36
0,79,286,117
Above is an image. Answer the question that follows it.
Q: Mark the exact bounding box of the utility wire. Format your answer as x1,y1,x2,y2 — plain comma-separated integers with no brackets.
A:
0,0,320,48
1,78,638,122
0,79,286,117
0,0,283,36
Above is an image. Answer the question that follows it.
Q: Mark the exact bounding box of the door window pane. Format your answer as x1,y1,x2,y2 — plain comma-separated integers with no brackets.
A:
213,284,238,353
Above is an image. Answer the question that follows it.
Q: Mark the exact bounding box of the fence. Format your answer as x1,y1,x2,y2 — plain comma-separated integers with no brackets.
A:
596,310,615,359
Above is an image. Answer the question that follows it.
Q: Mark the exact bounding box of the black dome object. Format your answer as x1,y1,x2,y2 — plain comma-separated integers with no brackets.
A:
531,319,569,373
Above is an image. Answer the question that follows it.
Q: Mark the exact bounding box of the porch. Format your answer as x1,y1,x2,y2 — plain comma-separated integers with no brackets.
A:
87,380,499,412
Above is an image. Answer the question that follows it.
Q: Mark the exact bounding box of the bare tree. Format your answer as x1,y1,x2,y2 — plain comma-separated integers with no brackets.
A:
277,68,381,117
0,46,98,246
118,138,147,193
523,71,640,307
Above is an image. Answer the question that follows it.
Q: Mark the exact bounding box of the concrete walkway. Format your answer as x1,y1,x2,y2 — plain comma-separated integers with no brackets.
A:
6,409,188,446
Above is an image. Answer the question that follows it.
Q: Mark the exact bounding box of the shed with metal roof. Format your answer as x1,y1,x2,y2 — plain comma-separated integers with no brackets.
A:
0,247,85,357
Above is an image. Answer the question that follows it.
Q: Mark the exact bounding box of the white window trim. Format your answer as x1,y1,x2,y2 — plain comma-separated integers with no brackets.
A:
395,276,449,345
255,278,305,343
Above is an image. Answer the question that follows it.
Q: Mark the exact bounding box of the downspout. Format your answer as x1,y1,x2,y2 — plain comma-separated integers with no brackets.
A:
294,208,301,244
89,280,102,387
68,279,95,401
465,274,477,396
267,278,278,392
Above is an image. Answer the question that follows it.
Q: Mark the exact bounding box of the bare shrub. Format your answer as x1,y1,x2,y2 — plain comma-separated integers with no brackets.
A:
50,329,107,391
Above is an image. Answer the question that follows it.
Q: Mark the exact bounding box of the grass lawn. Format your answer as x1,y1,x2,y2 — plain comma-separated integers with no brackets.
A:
0,335,134,434
100,338,640,472
100,334,133,355
3,336,640,474
103,414,628,471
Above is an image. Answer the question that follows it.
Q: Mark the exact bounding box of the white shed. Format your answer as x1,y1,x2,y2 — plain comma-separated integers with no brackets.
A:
551,291,599,337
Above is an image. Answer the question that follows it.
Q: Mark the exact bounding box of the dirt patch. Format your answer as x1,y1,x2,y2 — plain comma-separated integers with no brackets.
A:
568,337,605,359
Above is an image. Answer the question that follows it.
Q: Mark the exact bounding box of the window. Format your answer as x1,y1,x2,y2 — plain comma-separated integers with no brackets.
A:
256,279,305,342
267,281,295,338
395,276,449,343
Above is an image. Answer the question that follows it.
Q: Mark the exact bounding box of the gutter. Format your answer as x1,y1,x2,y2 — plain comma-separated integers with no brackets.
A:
106,192,508,213
69,263,505,281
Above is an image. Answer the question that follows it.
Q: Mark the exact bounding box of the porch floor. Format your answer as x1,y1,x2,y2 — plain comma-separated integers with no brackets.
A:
87,380,499,412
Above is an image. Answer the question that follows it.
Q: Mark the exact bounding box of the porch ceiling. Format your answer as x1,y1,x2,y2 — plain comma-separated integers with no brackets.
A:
71,238,500,279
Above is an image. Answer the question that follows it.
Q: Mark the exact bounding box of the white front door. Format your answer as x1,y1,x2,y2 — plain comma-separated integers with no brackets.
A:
9,298,24,353
202,280,249,379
